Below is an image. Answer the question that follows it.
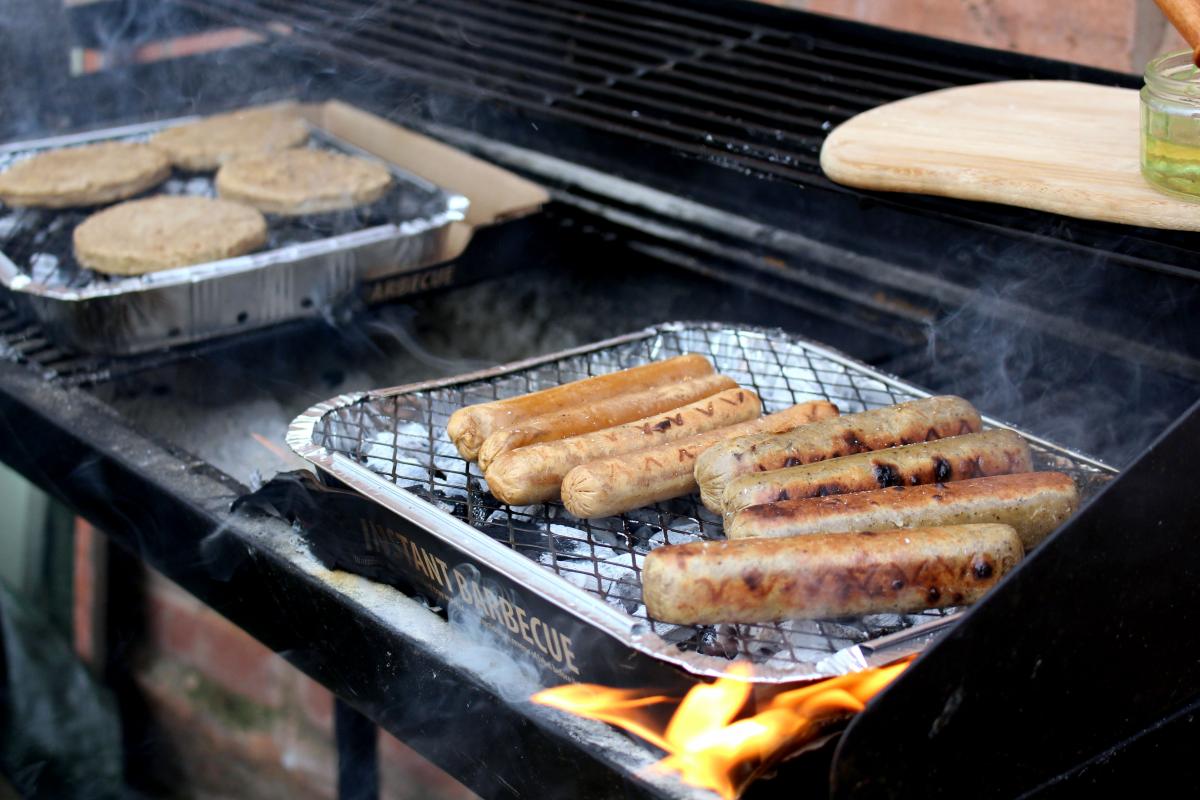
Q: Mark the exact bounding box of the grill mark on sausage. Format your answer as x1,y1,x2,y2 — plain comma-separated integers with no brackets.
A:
696,402,716,417
933,457,952,482
872,462,903,487
841,430,868,453
641,413,685,435
972,557,994,580
718,392,746,406
743,569,764,593
659,538,1009,620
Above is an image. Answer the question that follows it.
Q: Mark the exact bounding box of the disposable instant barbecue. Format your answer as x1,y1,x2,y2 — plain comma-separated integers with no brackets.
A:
288,322,1114,684
3,1,1200,799
0,102,546,355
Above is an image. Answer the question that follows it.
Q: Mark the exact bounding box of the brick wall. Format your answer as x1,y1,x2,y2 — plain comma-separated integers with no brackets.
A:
763,0,1187,73
73,521,477,800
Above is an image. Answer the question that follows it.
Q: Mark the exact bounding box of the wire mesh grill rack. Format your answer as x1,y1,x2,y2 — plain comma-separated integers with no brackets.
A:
291,322,1115,681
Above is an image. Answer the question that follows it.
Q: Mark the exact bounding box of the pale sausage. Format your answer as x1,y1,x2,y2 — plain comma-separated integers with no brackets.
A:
485,387,761,506
476,373,736,470
641,524,1023,624
720,429,1033,517
561,400,839,518
447,353,714,461
726,471,1077,550
694,395,981,511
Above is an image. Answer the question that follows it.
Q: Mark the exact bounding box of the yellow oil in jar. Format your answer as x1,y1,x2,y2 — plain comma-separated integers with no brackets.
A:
1141,100,1200,199
1141,51,1200,200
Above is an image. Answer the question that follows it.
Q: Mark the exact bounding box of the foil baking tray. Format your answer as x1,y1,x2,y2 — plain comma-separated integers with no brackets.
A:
0,107,469,355
287,322,1116,683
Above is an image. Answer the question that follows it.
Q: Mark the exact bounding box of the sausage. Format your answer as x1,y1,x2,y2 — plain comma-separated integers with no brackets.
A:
727,471,1078,551
446,353,714,461
485,387,761,506
561,400,839,518
720,429,1033,517
641,524,1023,624
694,395,981,512
476,373,736,471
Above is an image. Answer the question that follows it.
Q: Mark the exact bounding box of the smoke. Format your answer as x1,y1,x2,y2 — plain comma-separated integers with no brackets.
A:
914,234,1194,467
444,565,541,703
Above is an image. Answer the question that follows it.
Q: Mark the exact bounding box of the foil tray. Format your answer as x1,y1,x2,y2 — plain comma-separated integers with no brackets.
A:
288,322,1117,683
0,111,468,355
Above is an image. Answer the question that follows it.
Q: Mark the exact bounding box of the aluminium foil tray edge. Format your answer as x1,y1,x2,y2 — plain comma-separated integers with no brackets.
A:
286,321,1116,684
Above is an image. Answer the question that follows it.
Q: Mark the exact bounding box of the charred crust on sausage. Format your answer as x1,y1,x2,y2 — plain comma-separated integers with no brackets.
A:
971,557,994,580
742,569,765,593
841,430,868,453
872,462,903,487
933,457,952,482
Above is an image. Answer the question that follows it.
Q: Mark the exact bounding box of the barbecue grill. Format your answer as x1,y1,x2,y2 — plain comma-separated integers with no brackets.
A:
2,1,1199,798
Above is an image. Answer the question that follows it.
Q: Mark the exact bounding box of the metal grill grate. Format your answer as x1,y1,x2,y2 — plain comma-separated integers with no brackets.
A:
184,0,1010,186
302,323,1113,677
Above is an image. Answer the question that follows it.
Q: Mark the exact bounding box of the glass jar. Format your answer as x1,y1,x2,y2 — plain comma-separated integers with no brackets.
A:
1142,50,1200,199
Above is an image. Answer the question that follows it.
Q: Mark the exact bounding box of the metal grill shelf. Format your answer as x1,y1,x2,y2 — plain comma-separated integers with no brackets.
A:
289,322,1114,681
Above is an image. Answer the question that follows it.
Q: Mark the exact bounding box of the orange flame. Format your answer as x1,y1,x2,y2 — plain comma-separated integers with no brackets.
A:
531,657,913,799
250,432,292,462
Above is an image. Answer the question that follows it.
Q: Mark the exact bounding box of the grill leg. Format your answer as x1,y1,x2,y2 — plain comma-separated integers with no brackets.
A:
335,698,379,800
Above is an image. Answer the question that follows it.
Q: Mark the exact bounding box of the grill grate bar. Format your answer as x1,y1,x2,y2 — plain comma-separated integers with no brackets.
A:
194,0,832,181
245,0,850,143
436,0,991,95
533,0,1013,83
388,0,719,67
207,0,917,130
392,0,935,105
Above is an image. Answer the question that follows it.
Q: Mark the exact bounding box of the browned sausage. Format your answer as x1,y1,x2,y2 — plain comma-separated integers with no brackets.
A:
726,472,1078,551
485,387,761,506
476,373,736,471
641,524,1023,624
694,395,981,511
561,400,839,518
720,429,1032,517
447,353,714,461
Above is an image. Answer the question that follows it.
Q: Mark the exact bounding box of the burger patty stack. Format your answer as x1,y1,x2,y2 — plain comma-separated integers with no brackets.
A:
449,355,1080,626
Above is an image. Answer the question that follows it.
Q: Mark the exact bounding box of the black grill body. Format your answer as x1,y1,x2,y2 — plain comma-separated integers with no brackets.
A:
2,1,1200,797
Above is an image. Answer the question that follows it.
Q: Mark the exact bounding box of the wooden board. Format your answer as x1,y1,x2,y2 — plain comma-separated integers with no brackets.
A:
819,80,1200,231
